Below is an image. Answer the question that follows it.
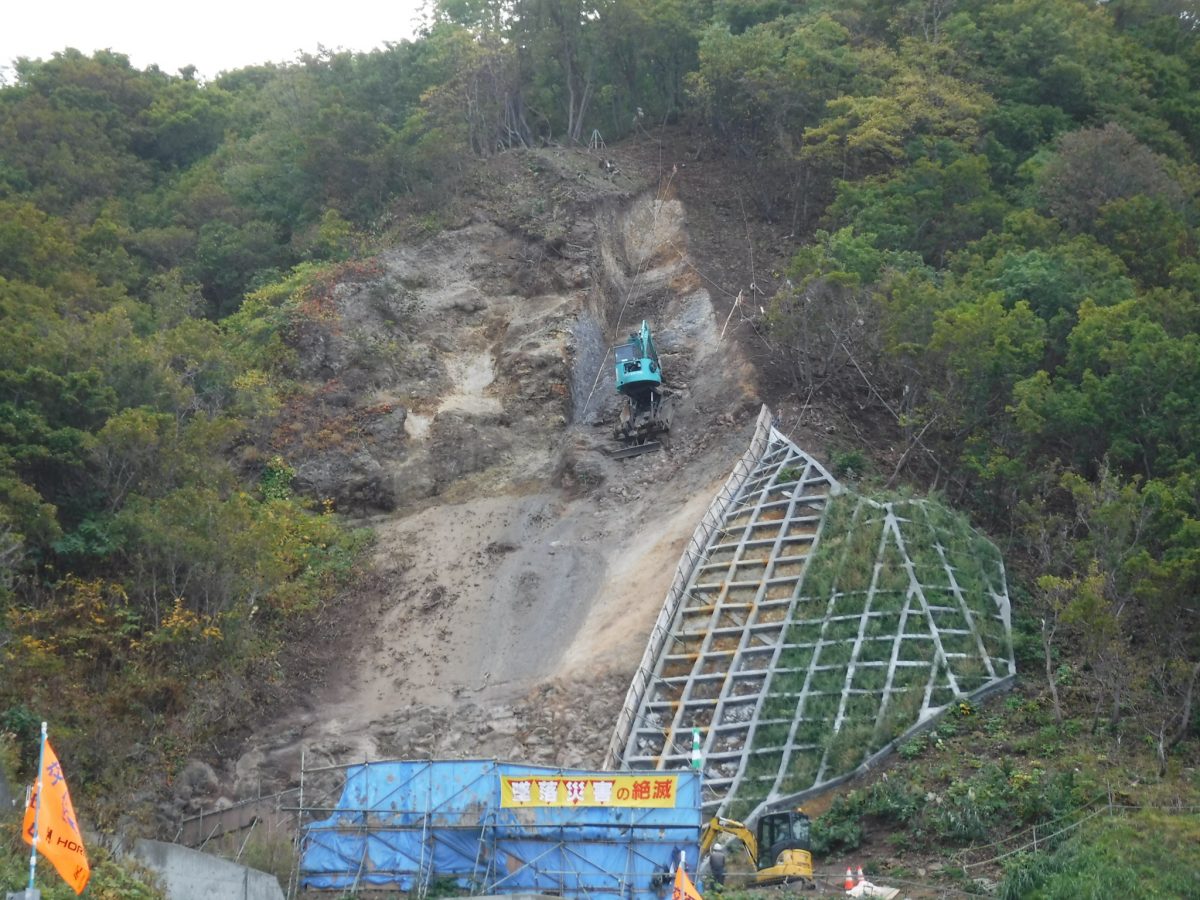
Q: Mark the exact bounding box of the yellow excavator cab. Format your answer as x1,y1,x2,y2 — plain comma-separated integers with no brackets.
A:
699,808,814,887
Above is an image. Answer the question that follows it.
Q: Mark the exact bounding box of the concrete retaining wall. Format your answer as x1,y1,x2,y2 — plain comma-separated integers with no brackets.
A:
132,839,284,900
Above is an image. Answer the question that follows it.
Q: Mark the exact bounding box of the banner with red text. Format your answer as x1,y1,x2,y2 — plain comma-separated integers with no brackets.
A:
501,774,679,807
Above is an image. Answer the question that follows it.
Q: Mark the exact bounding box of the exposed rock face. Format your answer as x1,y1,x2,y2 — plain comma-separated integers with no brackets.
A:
170,760,221,819
427,412,513,486
365,406,407,441
293,449,395,514
226,146,762,819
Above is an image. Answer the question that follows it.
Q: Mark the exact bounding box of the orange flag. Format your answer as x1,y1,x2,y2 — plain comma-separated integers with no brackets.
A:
22,739,91,895
672,861,704,900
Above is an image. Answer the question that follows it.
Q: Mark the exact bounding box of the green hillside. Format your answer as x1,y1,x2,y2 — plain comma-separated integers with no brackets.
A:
2,0,1199,894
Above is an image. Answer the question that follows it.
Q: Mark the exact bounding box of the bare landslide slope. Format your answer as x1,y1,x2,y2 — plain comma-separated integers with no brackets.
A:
222,148,761,806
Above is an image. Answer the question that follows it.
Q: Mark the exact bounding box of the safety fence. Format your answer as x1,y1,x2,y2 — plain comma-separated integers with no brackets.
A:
956,795,1200,872
177,788,299,848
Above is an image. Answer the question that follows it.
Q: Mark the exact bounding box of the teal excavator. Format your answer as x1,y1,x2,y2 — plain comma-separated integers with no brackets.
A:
611,320,672,459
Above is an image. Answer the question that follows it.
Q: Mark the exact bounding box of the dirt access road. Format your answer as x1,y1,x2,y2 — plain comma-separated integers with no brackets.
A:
223,146,776,805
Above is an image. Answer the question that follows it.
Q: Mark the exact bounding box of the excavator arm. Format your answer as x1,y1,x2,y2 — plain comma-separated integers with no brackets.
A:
699,816,759,867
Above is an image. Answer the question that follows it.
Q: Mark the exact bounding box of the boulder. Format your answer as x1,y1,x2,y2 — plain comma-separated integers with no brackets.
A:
294,449,396,513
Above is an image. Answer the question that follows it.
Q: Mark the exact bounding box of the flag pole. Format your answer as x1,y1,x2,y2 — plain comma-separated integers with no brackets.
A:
27,720,47,891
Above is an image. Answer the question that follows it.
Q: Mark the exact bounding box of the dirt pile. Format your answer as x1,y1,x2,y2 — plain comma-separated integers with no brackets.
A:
221,146,766,811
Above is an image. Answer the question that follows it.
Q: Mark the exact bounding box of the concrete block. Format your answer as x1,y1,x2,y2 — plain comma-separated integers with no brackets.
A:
132,839,285,900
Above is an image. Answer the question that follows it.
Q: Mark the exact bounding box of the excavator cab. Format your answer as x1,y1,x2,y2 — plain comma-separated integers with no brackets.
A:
613,321,662,396
755,808,813,884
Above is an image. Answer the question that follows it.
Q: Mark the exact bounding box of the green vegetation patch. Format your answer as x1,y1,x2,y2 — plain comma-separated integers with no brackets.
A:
858,636,895,664
0,836,165,899
999,810,1200,900
738,491,1012,811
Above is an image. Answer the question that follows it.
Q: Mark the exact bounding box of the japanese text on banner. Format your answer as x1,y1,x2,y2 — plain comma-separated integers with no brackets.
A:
501,775,678,807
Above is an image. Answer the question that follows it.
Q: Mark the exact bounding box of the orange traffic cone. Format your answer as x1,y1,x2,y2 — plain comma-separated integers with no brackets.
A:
857,865,865,885
844,866,855,891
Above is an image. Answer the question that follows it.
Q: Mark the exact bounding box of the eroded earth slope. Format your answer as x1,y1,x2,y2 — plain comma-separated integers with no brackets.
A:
222,148,764,806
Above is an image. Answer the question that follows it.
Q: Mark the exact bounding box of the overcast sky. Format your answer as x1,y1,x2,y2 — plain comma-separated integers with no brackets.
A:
3,0,428,82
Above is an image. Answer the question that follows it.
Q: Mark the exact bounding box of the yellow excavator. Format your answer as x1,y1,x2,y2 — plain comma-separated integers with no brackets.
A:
699,808,814,888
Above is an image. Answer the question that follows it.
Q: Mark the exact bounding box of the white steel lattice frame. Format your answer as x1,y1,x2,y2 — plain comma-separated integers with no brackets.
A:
613,410,840,813
611,407,1016,818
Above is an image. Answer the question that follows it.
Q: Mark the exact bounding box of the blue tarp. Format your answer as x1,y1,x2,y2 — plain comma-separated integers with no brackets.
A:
300,760,701,898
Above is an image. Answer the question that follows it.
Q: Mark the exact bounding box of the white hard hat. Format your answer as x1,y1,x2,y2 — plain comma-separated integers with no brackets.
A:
712,843,722,851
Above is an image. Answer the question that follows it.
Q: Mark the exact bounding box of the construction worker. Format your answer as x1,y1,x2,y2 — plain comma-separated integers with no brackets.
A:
709,842,726,889
652,845,685,893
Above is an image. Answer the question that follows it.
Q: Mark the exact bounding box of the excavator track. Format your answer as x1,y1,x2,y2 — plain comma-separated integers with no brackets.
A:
611,440,662,460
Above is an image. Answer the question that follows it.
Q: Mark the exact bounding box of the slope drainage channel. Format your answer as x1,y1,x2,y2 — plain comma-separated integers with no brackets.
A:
608,405,1015,818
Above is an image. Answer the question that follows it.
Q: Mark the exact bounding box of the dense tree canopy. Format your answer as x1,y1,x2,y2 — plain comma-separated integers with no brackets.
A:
751,0,1200,759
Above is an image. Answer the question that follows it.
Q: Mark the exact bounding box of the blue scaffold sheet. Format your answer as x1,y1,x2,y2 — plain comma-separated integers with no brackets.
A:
300,760,702,898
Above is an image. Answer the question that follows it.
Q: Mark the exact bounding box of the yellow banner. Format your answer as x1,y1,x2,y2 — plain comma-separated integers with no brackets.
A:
501,775,679,808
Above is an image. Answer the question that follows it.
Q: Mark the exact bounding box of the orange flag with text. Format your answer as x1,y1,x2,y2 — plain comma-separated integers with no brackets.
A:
672,860,704,900
22,739,91,895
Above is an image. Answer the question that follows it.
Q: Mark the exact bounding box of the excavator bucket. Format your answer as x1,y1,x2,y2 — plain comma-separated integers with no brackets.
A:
612,392,671,460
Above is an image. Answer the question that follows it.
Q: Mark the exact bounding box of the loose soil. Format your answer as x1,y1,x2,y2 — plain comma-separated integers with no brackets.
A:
219,140,786,807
